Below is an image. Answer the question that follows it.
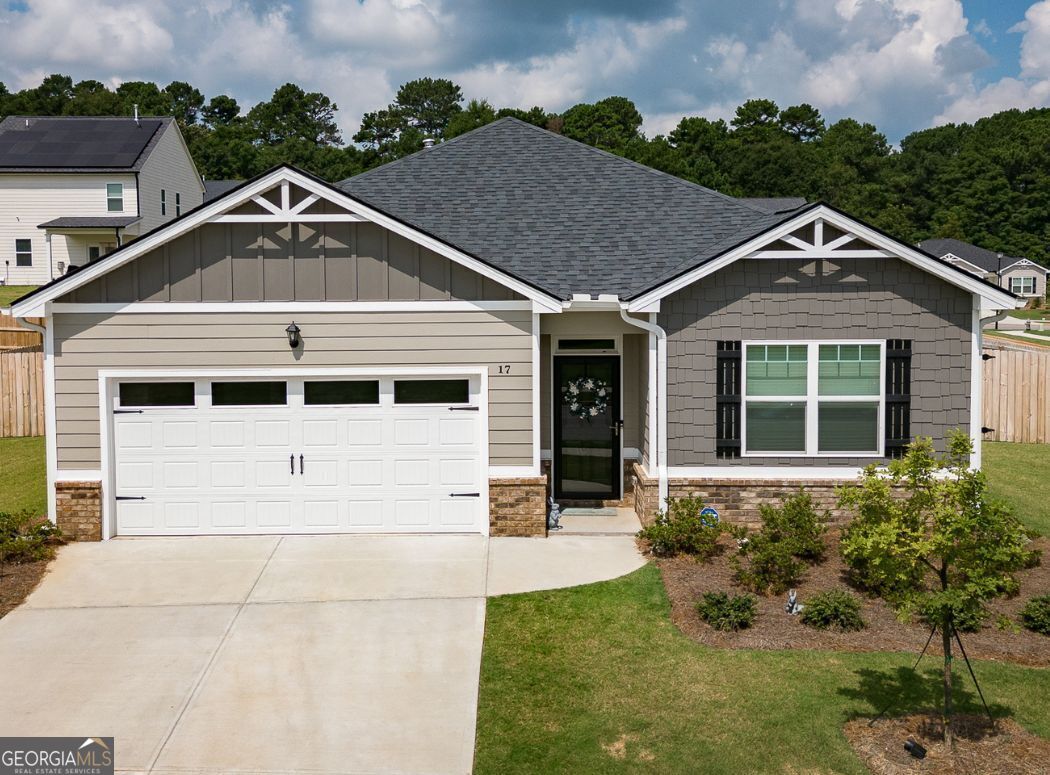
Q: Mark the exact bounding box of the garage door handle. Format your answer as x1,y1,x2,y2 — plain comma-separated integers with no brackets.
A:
115,496,146,501
450,492,480,498
300,454,304,474
449,406,479,411
290,455,295,475
114,409,144,414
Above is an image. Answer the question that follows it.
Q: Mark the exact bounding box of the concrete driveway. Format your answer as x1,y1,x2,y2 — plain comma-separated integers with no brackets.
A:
0,534,643,774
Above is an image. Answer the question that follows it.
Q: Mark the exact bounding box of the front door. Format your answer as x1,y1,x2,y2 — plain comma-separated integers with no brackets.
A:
553,356,621,500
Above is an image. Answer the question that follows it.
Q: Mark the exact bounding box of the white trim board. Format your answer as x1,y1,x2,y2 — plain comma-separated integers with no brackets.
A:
627,206,1022,311
12,166,563,317
51,301,535,314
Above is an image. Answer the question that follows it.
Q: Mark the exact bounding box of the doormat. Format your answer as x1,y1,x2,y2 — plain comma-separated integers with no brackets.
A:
560,507,618,516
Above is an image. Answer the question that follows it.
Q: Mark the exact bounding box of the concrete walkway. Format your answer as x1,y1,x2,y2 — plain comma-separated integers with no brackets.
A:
0,533,644,774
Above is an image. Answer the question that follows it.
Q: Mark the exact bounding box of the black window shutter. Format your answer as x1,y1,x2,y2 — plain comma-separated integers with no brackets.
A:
885,339,911,458
716,341,742,459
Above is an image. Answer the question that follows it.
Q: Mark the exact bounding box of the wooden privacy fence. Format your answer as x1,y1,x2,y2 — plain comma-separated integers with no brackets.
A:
0,313,43,349
0,345,44,438
983,344,1050,443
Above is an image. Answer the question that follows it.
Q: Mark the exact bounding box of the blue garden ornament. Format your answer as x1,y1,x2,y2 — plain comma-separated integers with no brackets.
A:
699,507,719,527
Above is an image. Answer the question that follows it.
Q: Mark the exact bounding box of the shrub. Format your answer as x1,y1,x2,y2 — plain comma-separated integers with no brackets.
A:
696,591,757,632
1021,595,1050,635
800,589,865,632
0,510,63,567
638,497,724,558
734,491,828,595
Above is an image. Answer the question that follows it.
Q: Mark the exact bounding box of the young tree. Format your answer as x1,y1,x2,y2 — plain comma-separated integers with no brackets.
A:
839,432,1034,746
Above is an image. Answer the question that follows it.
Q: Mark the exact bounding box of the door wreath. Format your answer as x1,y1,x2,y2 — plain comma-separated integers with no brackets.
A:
562,376,612,420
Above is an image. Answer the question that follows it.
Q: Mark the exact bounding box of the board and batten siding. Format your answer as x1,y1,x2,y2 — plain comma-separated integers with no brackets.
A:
61,220,524,304
659,256,973,467
52,309,534,470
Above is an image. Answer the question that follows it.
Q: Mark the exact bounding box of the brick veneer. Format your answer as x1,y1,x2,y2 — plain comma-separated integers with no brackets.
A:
489,476,547,536
631,463,861,528
55,480,103,541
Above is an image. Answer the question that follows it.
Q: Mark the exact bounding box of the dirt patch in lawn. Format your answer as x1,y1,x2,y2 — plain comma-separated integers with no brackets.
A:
0,560,50,617
844,713,1050,774
658,533,1050,666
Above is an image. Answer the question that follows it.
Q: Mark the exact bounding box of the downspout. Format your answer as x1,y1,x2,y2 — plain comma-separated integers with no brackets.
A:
619,307,668,510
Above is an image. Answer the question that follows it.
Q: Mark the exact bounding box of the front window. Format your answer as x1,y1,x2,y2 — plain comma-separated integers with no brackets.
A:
1010,276,1036,295
743,342,883,456
14,238,32,267
106,183,123,212
175,192,181,216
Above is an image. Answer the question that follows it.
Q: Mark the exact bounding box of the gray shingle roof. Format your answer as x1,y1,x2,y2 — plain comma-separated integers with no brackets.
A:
0,116,169,172
918,237,1016,273
743,197,808,213
203,179,243,202
339,118,798,300
38,216,140,229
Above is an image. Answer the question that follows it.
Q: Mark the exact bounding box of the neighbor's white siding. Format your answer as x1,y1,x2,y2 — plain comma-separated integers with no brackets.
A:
136,123,204,232
0,173,137,285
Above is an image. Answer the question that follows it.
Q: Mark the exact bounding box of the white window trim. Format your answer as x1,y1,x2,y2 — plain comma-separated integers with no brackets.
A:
741,340,885,458
1009,276,1036,295
106,182,124,213
553,334,621,354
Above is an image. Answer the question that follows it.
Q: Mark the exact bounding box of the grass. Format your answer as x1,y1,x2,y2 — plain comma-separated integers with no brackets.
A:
0,436,46,516
474,565,1050,774
1008,309,1050,320
984,331,1050,348
0,285,38,308
985,441,1050,535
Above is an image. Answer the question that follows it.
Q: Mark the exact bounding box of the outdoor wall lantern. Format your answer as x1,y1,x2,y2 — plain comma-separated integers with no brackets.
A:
286,322,301,349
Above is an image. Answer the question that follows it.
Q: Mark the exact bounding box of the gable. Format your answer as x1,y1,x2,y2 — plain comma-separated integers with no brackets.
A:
13,166,555,315
60,218,523,304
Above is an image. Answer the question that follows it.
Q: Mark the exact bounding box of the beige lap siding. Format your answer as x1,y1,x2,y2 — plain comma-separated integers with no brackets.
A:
53,309,534,470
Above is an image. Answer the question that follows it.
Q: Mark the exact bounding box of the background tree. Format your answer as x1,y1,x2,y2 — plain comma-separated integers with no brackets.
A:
838,432,1034,746
248,83,341,146
393,77,463,138
560,96,643,153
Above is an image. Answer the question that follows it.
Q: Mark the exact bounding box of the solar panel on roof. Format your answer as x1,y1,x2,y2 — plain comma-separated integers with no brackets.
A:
0,118,163,168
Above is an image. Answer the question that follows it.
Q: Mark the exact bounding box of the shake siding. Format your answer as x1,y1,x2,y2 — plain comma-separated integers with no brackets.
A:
660,256,973,467
53,310,534,469
136,123,204,232
0,173,137,285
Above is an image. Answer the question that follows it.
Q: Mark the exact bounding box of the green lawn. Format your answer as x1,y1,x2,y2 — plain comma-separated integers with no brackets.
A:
984,331,1050,348
985,441,1050,535
0,436,46,515
474,565,1050,774
0,285,38,308
1008,309,1050,320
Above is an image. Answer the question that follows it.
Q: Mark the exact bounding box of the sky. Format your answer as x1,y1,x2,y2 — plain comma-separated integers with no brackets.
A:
0,0,1048,143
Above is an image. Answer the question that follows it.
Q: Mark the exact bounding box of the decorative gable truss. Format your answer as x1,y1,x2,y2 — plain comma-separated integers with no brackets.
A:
12,165,563,317
745,218,892,260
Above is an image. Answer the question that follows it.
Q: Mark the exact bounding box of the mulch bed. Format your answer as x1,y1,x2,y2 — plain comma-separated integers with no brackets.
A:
657,532,1050,666
0,560,50,617
844,713,1050,774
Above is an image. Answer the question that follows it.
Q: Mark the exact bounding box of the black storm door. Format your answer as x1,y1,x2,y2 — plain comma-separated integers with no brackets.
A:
553,355,621,500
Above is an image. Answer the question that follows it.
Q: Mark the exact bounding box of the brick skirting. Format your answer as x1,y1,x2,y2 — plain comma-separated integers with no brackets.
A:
55,480,102,542
489,476,547,537
631,462,861,527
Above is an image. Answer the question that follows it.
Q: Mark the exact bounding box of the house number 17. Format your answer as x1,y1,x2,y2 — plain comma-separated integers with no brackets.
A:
497,364,511,374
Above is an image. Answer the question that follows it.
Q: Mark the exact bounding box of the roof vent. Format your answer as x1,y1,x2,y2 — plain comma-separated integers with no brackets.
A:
422,137,435,149
133,104,140,126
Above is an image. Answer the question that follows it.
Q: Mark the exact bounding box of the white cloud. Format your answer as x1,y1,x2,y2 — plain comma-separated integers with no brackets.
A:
935,0,1050,126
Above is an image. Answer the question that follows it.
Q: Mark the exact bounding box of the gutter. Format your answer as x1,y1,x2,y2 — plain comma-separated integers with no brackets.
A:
618,306,668,510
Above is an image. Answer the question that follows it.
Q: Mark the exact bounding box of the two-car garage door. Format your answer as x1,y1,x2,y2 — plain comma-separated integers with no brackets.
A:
112,375,484,535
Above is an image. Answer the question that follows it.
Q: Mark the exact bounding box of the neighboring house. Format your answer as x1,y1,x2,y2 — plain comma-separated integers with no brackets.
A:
10,118,1020,541
0,116,203,286
920,237,1049,299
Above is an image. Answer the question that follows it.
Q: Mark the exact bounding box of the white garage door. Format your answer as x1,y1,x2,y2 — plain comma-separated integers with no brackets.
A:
111,376,485,535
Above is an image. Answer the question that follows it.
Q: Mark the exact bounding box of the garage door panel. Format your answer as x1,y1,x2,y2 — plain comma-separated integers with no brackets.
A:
112,376,484,535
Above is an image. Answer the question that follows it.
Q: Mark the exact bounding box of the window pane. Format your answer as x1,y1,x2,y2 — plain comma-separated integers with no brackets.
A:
120,382,195,407
394,379,469,404
818,343,880,396
212,381,287,406
15,238,32,266
107,183,122,212
818,402,879,453
558,339,616,351
745,402,806,452
304,380,379,405
745,344,807,396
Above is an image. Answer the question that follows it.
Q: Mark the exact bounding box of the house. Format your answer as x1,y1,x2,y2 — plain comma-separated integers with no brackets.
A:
10,118,1021,541
0,116,203,286
920,237,1049,299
